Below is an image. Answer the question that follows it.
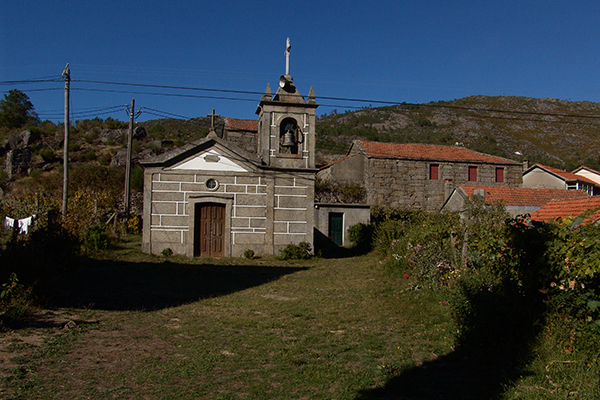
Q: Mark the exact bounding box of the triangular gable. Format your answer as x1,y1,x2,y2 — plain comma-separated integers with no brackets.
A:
169,149,248,172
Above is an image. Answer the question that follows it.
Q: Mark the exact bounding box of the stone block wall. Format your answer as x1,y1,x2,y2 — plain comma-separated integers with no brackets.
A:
142,168,314,257
365,159,522,212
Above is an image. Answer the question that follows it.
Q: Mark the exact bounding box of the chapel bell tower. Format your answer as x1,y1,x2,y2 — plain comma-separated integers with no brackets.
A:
256,38,318,169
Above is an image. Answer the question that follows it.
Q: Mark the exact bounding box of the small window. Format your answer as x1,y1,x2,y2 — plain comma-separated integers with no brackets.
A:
495,167,504,183
429,164,439,180
205,178,219,190
468,166,478,182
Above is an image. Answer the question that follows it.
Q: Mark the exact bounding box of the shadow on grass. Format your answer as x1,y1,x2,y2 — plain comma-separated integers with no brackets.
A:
43,258,307,311
356,288,545,400
314,230,371,259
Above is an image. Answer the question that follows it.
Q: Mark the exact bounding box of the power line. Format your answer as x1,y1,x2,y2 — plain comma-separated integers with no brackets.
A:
140,107,191,120
5,76,600,122
0,77,61,85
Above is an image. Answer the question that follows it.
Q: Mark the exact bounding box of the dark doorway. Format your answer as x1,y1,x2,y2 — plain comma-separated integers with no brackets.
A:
329,212,344,246
194,203,225,257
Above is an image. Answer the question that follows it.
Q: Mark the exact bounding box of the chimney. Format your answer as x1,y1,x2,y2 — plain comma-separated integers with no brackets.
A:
523,159,529,171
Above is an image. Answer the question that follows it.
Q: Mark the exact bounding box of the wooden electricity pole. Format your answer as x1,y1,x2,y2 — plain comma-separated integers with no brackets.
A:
62,64,70,217
124,99,135,217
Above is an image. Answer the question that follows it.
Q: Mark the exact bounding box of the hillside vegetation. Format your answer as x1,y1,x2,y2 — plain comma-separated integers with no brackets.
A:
2,94,600,197
316,95,600,171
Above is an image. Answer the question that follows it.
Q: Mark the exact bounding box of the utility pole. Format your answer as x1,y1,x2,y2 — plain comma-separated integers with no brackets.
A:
124,99,135,218
62,64,70,217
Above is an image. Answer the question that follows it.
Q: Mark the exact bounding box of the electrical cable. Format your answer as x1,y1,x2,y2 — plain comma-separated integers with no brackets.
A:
6,76,600,122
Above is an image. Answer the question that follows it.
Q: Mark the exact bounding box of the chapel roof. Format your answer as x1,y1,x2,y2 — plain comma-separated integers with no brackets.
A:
529,196,600,224
354,141,520,164
225,118,258,132
459,185,590,207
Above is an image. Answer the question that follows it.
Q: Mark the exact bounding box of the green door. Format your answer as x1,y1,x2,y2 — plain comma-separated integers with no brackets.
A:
329,213,344,246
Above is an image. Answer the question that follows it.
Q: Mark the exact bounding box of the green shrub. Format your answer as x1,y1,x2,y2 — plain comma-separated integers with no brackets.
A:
0,274,36,329
131,164,144,192
243,249,255,259
348,222,374,250
162,248,173,257
29,169,41,181
85,150,96,161
40,148,55,163
83,225,109,251
278,242,312,260
373,219,408,255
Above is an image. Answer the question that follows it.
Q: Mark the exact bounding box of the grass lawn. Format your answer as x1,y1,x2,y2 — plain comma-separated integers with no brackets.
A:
0,236,455,399
7,235,597,399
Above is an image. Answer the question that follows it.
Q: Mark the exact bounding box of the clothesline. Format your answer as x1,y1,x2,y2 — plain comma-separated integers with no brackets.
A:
4,215,36,234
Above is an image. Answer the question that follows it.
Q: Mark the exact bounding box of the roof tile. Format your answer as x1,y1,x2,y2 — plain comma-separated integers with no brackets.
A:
460,185,590,207
358,141,518,164
529,197,600,223
225,118,258,132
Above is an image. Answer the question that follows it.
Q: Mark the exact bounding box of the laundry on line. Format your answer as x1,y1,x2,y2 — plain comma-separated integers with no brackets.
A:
4,215,36,234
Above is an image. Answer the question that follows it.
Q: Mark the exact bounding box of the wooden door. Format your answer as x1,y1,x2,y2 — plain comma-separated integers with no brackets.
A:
194,203,225,257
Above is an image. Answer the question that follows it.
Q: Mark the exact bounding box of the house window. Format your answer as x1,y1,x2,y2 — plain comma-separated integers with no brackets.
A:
468,166,478,182
495,167,504,183
429,164,439,180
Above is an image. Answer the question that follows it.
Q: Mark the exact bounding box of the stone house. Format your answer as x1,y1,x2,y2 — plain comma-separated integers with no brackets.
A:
523,163,599,196
140,68,319,257
318,141,523,212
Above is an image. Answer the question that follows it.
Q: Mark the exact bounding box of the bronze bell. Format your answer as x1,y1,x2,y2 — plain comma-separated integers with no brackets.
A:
282,130,296,147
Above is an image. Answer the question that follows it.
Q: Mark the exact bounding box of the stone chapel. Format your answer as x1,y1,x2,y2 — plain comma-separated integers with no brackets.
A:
139,40,319,257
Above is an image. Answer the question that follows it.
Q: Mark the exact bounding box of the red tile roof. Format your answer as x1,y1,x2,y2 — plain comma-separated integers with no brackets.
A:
357,141,517,164
529,197,600,223
460,185,590,207
225,118,258,132
533,164,597,185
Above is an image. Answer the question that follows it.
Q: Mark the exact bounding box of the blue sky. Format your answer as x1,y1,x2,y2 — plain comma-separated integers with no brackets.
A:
2,0,600,123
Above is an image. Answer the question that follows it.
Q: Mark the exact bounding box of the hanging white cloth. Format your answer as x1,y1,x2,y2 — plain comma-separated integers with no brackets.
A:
4,216,14,231
18,216,34,234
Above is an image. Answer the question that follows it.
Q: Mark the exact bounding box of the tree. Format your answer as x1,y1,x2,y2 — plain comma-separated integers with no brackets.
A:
0,89,40,128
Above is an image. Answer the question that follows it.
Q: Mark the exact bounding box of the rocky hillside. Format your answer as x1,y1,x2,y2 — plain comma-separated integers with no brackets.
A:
315,95,600,171
2,95,600,200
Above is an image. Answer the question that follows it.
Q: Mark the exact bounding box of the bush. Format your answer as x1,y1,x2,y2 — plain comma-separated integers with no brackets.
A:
243,249,255,259
162,248,173,257
40,148,55,163
0,273,36,329
348,222,374,250
83,224,109,251
0,224,80,291
127,214,141,235
131,164,144,192
278,242,312,260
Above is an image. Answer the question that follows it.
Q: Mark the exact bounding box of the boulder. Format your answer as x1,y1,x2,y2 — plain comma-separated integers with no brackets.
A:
133,126,147,140
5,130,36,151
98,129,125,144
110,148,128,168
5,148,32,178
